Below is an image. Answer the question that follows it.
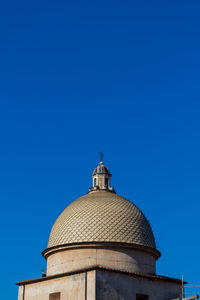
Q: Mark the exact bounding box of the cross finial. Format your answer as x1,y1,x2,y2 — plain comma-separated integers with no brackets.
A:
99,151,104,162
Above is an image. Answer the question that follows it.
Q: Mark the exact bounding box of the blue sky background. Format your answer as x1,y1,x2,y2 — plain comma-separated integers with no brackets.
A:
0,0,200,298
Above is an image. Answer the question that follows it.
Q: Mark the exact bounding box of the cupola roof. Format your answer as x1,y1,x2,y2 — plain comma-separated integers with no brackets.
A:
92,161,111,176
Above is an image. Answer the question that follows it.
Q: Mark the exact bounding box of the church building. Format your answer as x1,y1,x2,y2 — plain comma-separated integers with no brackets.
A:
17,158,185,300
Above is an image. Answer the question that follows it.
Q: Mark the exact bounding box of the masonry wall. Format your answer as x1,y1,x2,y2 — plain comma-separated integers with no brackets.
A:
96,270,182,300
18,269,182,300
47,247,156,276
18,270,95,300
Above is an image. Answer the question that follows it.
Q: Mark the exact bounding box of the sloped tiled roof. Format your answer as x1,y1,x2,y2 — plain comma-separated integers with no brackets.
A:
17,264,183,286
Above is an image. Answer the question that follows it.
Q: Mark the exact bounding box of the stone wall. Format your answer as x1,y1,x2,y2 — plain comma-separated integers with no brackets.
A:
47,246,156,276
18,269,182,300
96,270,182,300
18,270,95,300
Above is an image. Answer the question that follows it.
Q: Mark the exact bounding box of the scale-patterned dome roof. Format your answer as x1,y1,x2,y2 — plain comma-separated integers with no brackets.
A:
47,190,156,249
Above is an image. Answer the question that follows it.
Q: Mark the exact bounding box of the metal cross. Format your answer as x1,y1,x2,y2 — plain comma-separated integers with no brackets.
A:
99,151,104,162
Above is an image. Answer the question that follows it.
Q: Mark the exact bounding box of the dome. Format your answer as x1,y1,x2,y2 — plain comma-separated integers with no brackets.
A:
92,161,111,176
47,190,156,250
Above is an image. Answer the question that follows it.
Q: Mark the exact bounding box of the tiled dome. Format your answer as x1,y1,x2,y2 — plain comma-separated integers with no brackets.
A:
47,190,156,249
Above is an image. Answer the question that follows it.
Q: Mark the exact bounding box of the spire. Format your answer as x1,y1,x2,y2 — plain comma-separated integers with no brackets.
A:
99,151,104,163
88,154,115,193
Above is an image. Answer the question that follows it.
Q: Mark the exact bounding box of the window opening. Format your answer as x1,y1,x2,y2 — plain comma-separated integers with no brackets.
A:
105,178,108,188
49,292,60,300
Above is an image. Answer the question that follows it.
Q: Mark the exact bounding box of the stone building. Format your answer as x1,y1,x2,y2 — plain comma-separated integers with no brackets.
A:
17,159,184,300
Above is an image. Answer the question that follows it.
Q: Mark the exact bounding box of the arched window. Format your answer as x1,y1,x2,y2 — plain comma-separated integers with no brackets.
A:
94,178,97,186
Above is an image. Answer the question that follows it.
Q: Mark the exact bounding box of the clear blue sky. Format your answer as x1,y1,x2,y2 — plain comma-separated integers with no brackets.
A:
0,1,200,298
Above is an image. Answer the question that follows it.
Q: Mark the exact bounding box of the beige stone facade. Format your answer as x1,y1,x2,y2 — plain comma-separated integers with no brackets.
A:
18,270,95,300
45,244,158,276
17,267,182,300
96,269,182,300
